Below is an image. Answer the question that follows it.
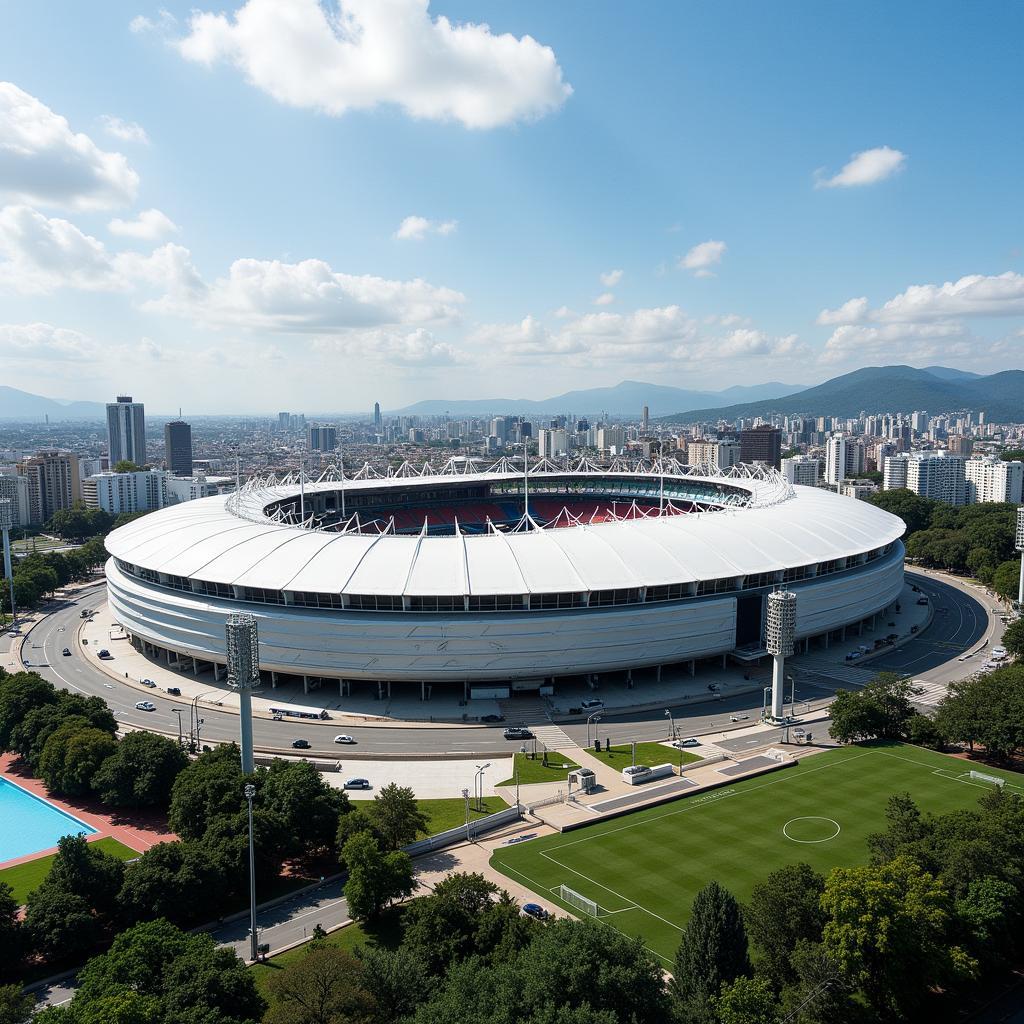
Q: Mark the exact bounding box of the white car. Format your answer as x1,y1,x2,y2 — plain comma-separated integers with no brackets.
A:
991,646,1007,659
672,737,700,748
729,713,750,722
134,700,156,712
580,698,604,711
334,734,356,744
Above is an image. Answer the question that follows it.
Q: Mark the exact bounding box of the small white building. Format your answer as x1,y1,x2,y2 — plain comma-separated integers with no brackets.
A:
782,455,820,487
965,457,1024,504
83,470,169,515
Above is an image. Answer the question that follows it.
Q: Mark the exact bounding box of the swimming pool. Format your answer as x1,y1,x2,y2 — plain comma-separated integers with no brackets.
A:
0,777,97,863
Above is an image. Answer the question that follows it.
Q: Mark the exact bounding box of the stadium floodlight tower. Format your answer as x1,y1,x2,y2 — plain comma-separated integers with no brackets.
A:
765,589,797,724
0,499,15,633
226,613,260,774
1016,507,1024,606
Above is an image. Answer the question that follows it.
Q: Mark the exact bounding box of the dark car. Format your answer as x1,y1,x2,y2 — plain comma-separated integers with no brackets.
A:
140,678,157,688
62,647,71,656
522,903,549,920
481,714,505,723
504,727,533,740
291,739,311,749
97,648,111,659
916,597,928,605
344,778,371,790
166,686,181,696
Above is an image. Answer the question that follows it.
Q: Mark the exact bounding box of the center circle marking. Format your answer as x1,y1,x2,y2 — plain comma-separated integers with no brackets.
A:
782,816,841,843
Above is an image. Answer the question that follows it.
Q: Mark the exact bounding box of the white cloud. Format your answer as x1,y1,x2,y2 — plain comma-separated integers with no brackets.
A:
0,83,139,210
680,239,726,277
875,272,1024,322
312,327,462,365
99,115,149,144
552,305,573,319
130,10,177,34
593,292,614,306
599,268,623,287
0,322,99,361
821,321,972,364
816,296,869,325
0,205,126,292
815,146,906,189
175,0,571,129
108,208,179,240
147,255,466,331
394,214,457,240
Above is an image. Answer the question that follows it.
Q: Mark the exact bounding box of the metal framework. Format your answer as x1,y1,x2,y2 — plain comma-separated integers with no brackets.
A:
226,612,259,773
766,589,797,722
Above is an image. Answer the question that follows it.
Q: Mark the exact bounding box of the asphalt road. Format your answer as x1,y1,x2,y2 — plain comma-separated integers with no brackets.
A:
17,570,993,756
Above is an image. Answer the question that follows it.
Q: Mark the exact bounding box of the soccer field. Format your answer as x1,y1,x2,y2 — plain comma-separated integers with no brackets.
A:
491,743,1024,964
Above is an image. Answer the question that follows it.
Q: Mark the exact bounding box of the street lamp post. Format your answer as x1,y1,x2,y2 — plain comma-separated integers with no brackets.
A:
172,709,184,747
664,708,675,742
474,763,490,813
586,711,602,747
244,782,258,962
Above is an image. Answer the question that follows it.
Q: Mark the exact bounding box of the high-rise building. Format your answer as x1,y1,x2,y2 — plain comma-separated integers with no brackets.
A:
16,450,81,524
883,454,910,491
307,424,338,451
106,395,146,466
965,457,1024,504
373,402,382,431
688,439,740,470
596,426,626,453
538,428,568,458
278,412,290,430
825,436,847,486
947,435,973,457
906,451,966,505
782,455,820,487
0,474,31,526
83,470,169,514
641,405,649,432
738,425,781,469
164,420,193,476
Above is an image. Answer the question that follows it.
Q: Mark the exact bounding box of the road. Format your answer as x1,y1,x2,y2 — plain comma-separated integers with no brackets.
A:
16,569,994,756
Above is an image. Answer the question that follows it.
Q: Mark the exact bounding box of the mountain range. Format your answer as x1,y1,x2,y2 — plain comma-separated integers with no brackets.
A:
657,365,1019,422
0,387,108,421
391,379,807,417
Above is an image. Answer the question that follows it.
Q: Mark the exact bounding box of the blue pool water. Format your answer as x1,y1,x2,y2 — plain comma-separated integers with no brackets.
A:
0,777,97,863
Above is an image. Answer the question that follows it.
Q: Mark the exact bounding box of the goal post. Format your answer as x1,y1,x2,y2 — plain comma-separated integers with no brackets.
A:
559,884,601,918
970,770,1006,788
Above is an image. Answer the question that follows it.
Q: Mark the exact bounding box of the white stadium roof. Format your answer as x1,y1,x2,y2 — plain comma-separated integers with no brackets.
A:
105,470,905,598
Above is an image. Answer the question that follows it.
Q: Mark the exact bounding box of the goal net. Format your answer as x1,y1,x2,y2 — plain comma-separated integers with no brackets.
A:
559,884,601,918
970,770,1006,788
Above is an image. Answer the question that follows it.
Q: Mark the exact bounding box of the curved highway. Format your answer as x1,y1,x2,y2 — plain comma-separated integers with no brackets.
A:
17,569,993,757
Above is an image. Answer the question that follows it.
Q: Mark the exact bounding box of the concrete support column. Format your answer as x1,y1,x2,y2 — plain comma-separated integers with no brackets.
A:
858,621,864,636
421,681,426,701
770,653,785,721
303,675,309,695
626,669,633,688
387,680,392,698
721,654,727,669
271,671,277,688
823,632,829,649
192,656,198,676
656,665,662,682
463,679,468,702
841,625,847,642
238,687,254,775
689,660,695,676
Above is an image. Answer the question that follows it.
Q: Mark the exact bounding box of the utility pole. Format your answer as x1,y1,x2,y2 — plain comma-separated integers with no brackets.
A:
226,614,260,774
766,590,797,724
244,783,259,962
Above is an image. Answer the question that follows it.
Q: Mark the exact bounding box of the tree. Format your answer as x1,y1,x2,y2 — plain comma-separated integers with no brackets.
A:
0,671,58,750
1003,617,1024,659
868,489,938,537
0,984,35,1024
820,856,975,1017
264,946,375,1024
112,460,141,474
168,744,246,841
356,946,434,1022
38,722,117,796
993,559,1022,602
24,885,100,961
743,864,826,982
777,941,856,1024
117,842,192,923
935,667,1024,761
43,833,125,918
673,881,751,1018
0,882,25,980
92,731,188,808
907,710,945,749
12,691,116,773
259,758,348,857
342,832,415,921
828,673,919,743
713,976,778,1024
337,805,380,862
367,782,428,850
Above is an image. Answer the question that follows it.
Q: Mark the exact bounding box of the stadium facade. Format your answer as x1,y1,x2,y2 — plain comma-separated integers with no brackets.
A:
103,460,905,696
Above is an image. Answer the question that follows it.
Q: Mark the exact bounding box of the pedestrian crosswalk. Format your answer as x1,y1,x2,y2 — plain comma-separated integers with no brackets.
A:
911,679,949,708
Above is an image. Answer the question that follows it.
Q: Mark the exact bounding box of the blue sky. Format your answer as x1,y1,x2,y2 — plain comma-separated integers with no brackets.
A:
0,0,1021,413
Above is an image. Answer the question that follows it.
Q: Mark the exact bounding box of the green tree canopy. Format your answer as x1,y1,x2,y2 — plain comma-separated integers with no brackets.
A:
342,832,415,921
828,673,920,743
38,721,117,796
264,946,375,1024
92,731,189,808
366,782,429,850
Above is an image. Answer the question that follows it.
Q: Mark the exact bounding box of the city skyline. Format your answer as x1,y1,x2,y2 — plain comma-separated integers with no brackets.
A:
1,1,1022,413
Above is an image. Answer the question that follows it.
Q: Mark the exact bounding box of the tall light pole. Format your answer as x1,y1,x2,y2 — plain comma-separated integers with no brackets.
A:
244,782,258,962
0,499,16,633
474,763,490,813
226,614,260,774
586,711,602,747
664,708,675,741
172,709,184,747
765,590,797,724
1016,507,1024,607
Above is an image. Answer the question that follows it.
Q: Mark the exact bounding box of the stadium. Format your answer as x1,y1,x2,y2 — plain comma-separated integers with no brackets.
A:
103,459,906,698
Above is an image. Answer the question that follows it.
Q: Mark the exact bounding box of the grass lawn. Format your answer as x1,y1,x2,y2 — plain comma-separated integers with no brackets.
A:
587,740,701,770
252,904,407,998
491,743,1024,966
0,837,138,904
497,752,581,786
418,796,509,836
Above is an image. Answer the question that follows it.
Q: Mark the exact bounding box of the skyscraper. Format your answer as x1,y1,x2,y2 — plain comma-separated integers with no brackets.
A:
373,402,382,431
16,451,81,524
307,424,338,451
106,395,146,465
164,420,193,476
738,425,781,469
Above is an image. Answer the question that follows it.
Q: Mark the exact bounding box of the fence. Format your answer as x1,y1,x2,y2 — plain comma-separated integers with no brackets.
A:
403,804,523,856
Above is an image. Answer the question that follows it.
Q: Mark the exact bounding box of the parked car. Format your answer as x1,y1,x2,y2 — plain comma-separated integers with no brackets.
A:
580,698,604,710
344,778,371,790
291,739,311,749
522,903,549,920
166,686,181,696
61,647,71,656
672,737,700,747
916,597,929,606
481,714,505,723
504,726,533,740
134,701,156,712
729,713,750,722
140,678,157,688
334,734,356,744
97,648,111,659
